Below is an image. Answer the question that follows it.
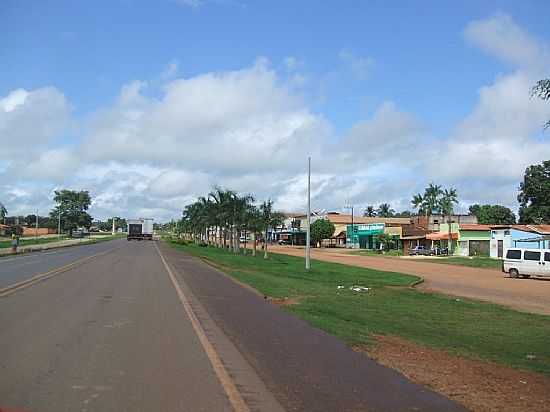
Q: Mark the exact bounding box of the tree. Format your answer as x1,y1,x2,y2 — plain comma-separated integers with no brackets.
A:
375,233,395,251
518,160,550,224
468,204,516,225
0,201,7,223
310,219,335,247
49,190,93,235
439,188,458,254
532,79,550,129
411,183,443,226
259,200,284,259
395,210,412,217
363,205,376,217
376,203,395,218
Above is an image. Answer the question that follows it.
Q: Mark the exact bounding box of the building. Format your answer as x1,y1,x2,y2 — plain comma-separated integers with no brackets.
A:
490,225,550,258
411,214,477,231
426,223,492,256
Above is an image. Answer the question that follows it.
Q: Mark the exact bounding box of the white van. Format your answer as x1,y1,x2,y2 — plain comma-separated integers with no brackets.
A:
503,248,550,279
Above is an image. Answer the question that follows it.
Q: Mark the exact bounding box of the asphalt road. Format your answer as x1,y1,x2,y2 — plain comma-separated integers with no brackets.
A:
0,239,126,289
1,240,466,411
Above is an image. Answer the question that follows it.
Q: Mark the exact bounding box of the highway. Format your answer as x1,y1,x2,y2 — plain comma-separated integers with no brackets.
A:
0,240,465,411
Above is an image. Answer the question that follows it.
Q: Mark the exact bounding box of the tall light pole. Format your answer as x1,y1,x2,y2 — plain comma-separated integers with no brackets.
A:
58,210,62,239
344,203,354,248
112,217,116,235
306,157,311,270
35,209,39,241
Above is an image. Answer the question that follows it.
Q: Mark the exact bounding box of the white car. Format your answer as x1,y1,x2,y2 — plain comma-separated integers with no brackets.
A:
503,248,550,279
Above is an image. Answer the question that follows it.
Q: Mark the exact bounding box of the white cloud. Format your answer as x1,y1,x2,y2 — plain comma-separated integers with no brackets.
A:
464,12,549,68
1,13,550,220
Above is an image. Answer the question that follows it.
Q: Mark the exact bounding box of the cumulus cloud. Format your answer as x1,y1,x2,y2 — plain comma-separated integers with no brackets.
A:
464,13,550,68
1,14,550,220
0,87,71,157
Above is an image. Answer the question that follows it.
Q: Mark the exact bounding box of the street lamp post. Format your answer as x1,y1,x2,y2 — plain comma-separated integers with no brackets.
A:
35,209,39,241
306,157,311,270
58,211,62,239
345,204,354,248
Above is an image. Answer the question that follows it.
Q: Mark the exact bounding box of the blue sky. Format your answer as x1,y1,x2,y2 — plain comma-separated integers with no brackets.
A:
1,1,550,220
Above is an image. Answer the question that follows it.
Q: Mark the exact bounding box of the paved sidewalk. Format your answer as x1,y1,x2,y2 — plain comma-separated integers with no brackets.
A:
269,245,550,315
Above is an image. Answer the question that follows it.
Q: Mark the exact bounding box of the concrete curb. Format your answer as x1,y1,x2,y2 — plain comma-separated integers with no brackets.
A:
0,238,117,258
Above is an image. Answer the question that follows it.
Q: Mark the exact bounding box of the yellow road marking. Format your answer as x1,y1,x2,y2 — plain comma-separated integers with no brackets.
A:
154,242,250,412
0,248,118,297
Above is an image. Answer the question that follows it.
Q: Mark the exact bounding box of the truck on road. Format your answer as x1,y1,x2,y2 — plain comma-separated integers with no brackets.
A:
127,218,154,240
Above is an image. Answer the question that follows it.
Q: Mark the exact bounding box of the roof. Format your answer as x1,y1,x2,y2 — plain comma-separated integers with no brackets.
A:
459,224,493,231
426,232,459,240
528,225,550,235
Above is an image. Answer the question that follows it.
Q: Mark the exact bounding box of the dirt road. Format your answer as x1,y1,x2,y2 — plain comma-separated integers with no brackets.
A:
269,245,550,316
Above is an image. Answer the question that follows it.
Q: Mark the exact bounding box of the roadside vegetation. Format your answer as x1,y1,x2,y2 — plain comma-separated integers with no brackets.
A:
0,236,70,249
169,239,550,376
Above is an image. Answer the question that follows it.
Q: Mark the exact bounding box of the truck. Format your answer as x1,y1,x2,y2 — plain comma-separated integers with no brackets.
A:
127,218,154,241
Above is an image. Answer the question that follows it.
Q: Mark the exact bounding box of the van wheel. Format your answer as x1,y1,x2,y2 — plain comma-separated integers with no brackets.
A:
509,269,519,278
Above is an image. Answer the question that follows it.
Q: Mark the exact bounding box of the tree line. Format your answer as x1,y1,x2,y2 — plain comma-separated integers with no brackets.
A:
179,187,284,259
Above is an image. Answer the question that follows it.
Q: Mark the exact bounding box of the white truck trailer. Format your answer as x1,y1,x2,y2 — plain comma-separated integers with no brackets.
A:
127,218,154,240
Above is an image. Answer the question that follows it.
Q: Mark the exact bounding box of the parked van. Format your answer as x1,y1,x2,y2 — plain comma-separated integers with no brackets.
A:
503,248,550,279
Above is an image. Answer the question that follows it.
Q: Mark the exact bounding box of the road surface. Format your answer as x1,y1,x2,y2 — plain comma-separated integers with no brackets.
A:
269,245,550,315
0,240,465,411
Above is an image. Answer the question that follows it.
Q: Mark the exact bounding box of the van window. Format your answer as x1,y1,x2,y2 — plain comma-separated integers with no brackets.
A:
524,251,541,261
506,249,521,260
545,252,550,262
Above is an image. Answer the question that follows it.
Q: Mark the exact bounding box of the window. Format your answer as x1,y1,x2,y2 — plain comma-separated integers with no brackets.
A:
506,249,521,260
524,251,541,261
545,252,550,262
504,230,510,235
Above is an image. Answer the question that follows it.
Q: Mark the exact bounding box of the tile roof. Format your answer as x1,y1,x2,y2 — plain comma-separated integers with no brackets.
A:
459,224,493,231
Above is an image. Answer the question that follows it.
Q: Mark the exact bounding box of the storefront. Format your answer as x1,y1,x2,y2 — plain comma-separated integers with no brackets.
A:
346,223,401,250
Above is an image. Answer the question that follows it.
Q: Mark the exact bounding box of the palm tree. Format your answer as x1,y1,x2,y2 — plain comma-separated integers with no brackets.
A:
377,203,395,218
424,183,443,216
439,188,458,254
259,200,284,259
0,201,7,224
411,193,424,214
363,205,376,217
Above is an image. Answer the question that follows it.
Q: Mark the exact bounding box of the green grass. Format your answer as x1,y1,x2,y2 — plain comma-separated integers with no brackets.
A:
0,236,70,249
0,233,124,249
170,240,550,376
416,256,503,269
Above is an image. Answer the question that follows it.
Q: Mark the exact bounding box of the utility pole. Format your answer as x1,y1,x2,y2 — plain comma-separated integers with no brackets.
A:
306,156,311,270
58,211,62,239
35,210,39,241
345,203,354,248
112,217,116,235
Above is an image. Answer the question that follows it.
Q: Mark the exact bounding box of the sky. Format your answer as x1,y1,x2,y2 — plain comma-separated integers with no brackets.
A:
1,0,550,222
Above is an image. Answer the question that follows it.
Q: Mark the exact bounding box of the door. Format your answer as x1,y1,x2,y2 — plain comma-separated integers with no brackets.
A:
497,240,503,258
522,250,542,275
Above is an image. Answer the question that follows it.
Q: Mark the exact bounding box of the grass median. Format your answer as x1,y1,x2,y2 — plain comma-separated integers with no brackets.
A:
170,240,550,376
0,236,70,249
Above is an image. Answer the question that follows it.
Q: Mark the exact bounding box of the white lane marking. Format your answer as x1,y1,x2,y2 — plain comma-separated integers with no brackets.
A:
154,242,250,412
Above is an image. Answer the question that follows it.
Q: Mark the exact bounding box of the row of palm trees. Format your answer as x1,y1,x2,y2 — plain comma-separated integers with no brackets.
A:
179,187,284,258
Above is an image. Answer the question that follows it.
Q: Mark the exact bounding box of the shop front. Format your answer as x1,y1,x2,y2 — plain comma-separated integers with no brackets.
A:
346,223,385,249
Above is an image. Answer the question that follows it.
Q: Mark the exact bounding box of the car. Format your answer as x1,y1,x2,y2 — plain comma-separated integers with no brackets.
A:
503,248,550,279
409,245,431,256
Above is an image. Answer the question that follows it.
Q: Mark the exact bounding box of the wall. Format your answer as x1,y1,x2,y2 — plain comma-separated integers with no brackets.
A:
21,227,56,237
490,229,512,258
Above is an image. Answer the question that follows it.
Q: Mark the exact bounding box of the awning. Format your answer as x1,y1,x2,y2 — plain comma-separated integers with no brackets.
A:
426,232,459,241
401,235,426,240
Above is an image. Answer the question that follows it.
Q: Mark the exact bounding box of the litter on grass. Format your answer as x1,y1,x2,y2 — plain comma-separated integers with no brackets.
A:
350,286,370,292
337,285,345,289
